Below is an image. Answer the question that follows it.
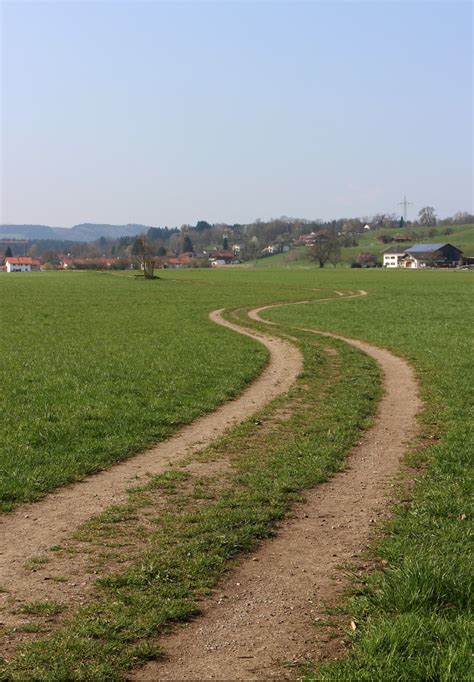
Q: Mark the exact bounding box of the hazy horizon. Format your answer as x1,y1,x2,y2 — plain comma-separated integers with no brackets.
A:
2,1,472,227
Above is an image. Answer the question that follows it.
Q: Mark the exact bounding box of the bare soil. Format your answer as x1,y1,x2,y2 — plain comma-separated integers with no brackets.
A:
131,298,421,681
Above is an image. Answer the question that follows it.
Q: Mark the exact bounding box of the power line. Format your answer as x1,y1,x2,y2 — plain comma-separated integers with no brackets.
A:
398,195,413,222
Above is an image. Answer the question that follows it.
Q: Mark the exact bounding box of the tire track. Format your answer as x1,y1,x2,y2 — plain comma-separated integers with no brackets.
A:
0,309,303,622
133,291,422,681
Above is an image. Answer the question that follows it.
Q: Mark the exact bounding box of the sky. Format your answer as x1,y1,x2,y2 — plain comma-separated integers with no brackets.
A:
1,0,472,228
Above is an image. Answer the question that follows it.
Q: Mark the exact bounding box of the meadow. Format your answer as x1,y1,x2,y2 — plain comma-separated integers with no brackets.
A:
1,267,472,680
0,271,333,510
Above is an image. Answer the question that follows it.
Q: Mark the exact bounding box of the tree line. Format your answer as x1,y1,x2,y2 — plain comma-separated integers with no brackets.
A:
5,208,471,270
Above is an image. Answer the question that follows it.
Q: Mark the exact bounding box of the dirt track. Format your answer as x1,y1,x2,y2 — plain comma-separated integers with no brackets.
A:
132,298,421,681
0,310,302,623
1,292,421,680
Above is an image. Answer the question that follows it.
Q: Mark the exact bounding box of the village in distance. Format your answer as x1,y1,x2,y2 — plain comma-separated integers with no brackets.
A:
2,207,473,276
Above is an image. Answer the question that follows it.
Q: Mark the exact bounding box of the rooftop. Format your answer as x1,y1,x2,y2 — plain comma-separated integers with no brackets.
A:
209,250,234,258
405,243,449,253
5,257,36,264
383,247,407,254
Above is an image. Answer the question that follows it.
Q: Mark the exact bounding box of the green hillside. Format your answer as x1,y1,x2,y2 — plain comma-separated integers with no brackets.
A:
253,223,474,268
356,223,474,253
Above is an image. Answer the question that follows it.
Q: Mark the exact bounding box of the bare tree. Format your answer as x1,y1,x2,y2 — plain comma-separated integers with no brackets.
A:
243,235,260,261
132,235,156,279
329,243,341,267
452,211,474,224
418,206,437,226
309,231,340,268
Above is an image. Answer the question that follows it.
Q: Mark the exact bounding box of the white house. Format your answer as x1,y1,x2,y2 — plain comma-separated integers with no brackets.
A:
5,257,41,272
382,247,407,268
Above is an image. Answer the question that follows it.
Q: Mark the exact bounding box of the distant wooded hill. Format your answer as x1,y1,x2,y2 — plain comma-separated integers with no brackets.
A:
0,223,150,242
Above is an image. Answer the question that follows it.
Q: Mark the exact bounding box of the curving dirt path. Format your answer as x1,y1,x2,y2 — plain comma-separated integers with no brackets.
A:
132,296,421,681
0,310,303,617
247,289,368,324
1,291,422,680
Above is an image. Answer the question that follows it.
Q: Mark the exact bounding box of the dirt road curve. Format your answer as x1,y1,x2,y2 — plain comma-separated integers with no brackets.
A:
1,293,421,681
132,299,421,681
0,311,303,612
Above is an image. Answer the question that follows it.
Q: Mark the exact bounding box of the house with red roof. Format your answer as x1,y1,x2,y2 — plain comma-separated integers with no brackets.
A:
208,250,235,266
157,254,194,269
4,257,41,272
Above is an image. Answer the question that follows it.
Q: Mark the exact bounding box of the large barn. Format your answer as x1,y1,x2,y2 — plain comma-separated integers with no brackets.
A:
383,243,464,269
402,243,463,269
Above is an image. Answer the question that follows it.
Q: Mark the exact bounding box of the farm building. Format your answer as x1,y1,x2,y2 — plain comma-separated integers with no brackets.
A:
383,243,464,269
208,250,235,266
298,232,318,246
61,258,111,269
4,257,41,272
402,243,463,269
261,243,291,256
159,255,193,269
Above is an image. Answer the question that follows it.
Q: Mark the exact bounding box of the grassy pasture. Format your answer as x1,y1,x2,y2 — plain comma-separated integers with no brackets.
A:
1,267,472,680
0,270,334,510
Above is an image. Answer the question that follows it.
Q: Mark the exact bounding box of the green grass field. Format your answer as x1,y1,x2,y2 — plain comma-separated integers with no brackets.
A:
1,268,472,680
0,272,263,510
0,271,335,510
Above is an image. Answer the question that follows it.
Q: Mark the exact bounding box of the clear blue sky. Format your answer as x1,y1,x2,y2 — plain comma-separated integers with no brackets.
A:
1,0,472,227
